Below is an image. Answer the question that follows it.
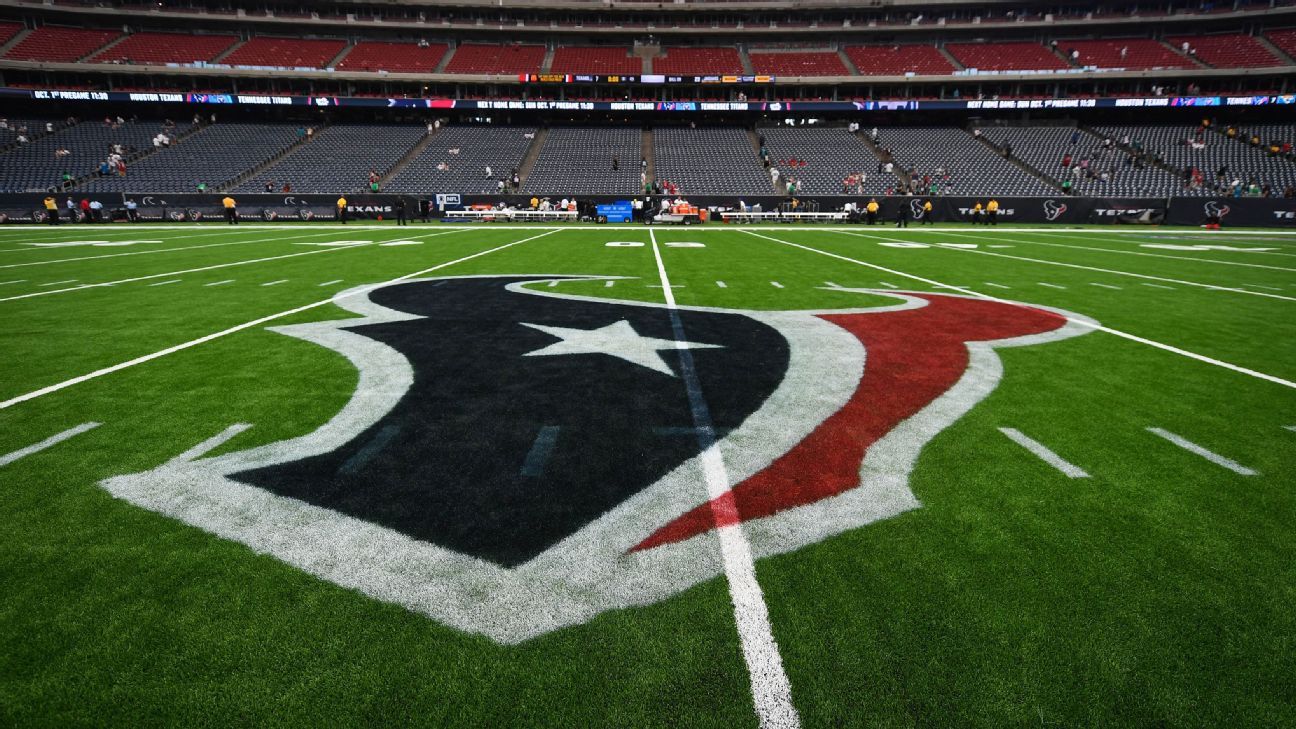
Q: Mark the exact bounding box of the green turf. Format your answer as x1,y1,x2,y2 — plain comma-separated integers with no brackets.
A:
1,222,1293,727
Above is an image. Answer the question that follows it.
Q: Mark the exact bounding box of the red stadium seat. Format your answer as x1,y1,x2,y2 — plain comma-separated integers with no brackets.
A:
946,41,1069,71
222,37,347,68
844,45,956,75
749,51,847,77
1062,39,1194,70
89,32,238,64
1168,34,1285,68
444,43,546,74
652,47,744,75
337,41,448,73
4,26,121,62
549,46,640,75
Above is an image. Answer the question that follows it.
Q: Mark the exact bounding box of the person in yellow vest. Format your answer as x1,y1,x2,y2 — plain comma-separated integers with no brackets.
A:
530,196,539,209
865,198,879,225
970,201,983,225
43,195,59,225
921,199,934,225
986,198,1000,226
336,195,348,224
222,195,237,225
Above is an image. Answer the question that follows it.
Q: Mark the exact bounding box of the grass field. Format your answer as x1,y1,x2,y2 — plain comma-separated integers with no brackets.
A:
1,221,1293,727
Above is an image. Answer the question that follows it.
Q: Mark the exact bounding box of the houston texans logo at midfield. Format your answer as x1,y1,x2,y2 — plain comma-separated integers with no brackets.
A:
101,276,1096,643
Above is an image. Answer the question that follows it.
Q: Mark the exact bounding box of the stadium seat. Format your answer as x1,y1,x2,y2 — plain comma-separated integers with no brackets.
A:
384,126,537,195
876,126,1054,196
522,127,641,195
549,47,640,75
652,126,770,195
444,44,545,74
652,47,744,75
1090,123,1296,196
1060,39,1194,70
748,51,847,77
844,45,956,75
89,32,238,65
221,37,347,68
0,118,192,193
758,126,890,195
1265,29,1296,60
336,41,448,73
1167,34,1285,68
4,26,121,63
945,41,1068,71
233,124,426,193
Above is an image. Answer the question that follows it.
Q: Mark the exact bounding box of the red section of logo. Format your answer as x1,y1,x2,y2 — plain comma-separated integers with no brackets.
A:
632,294,1067,552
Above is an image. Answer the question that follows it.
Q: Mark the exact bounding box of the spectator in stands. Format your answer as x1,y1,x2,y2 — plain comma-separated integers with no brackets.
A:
264,181,274,192
612,156,619,171
336,195,348,223
485,165,492,179
497,179,505,193
1285,186,1295,199
511,171,520,190
222,195,237,224
641,156,647,170
770,167,780,185
196,182,206,192
282,183,292,193
1062,179,1073,195
43,196,58,225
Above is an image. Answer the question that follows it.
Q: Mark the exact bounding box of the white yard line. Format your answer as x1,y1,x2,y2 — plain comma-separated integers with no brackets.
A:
0,245,379,303
0,422,100,468
0,229,349,269
848,231,1296,303
941,230,1296,271
741,230,1296,391
1146,427,1258,476
650,228,799,729
998,428,1090,478
0,230,558,411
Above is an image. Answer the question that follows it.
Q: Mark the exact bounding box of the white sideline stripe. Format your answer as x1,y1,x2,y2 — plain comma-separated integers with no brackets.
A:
715,280,727,288
982,282,1010,289
849,230,1296,303
261,279,288,287
945,230,1296,272
770,281,784,288
38,279,77,287
743,230,1296,391
319,279,344,287
998,428,1090,478
1090,283,1122,290
1141,283,1175,290
0,247,366,303
0,422,100,468
0,229,348,270
148,279,181,287
205,279,234,287
649,228,799,729
1038,282,1066,289
1146,427,1258,476
0,230,558,411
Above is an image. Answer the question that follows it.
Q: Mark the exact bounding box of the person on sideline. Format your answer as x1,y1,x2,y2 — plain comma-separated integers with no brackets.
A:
222,195,238,224
43,195,59,225
336,196,348,224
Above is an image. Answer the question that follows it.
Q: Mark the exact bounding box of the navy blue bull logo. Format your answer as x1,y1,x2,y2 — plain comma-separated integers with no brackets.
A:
102,276,1095,642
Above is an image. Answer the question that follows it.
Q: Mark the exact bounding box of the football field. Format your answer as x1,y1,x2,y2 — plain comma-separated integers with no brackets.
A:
1,221,1293,727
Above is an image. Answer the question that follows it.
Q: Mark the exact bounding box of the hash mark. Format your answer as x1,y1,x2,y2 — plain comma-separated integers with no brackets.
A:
770,281,784,288
998,427,1089,478
261,279,288,287
0,422,100,468
604,280,615,287
148,279,181,287
547,280,559,287
982,282,1010,289
319,279,343,287
1090,283,1122,290
823,281,841,288
521,425,560,478
1146,427,1257,476
1141,283,1175,290
715,281,727,288
877,281,898,289
0,280,25,286
39,279,77,287
1038,282,1066,289
204,279,234,287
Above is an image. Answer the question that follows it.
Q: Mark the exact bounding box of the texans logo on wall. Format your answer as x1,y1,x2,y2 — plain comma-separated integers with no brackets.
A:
1043,199,1068,221
1205,200,1231,218
101,276,1095,643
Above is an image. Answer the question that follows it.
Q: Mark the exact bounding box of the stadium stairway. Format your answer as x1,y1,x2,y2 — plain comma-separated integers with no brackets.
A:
516,127,548,187
379,128,438,190
325,43,354,69
218,122,329,192
540,46,555,74
739,46,755,75
836,48,860,75
0,26,28,57
211,38,243,64
66,119,208,191
854,130,906,189
1078,123,1184,180
1256,35,1296,66
83,33,130,63
434,45,454,73
641,128,654,184
1167,41,1211,69
935,45,964,71
970,129,1066,192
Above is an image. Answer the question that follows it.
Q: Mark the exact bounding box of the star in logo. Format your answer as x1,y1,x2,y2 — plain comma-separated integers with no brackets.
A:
520,319,721,376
